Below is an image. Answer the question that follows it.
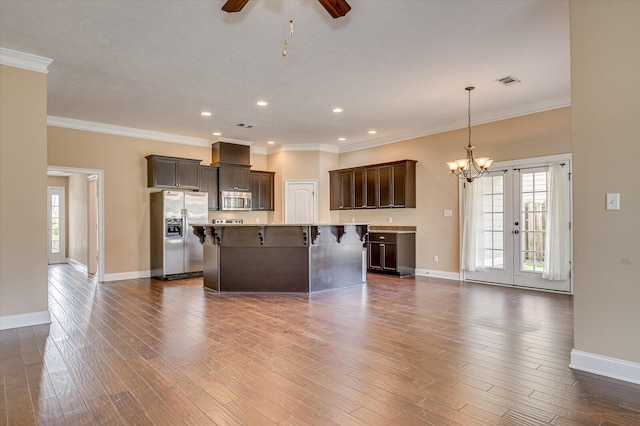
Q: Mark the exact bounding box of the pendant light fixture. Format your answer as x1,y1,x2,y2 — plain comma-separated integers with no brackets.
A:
446,86,492,182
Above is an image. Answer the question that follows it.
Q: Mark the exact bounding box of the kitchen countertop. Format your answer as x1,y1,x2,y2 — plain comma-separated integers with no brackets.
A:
369,225,417,233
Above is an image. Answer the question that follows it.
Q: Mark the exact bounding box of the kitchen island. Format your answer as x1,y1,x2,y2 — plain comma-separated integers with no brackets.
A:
191,224,369,293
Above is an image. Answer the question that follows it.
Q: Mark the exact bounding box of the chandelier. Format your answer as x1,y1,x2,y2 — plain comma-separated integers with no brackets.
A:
446,86,492,182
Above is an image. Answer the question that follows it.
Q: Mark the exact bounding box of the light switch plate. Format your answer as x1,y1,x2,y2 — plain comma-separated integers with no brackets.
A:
443,209,453,217
606,193,620,210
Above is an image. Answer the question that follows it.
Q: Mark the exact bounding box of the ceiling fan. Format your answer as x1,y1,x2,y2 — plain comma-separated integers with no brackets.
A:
221,0,351,19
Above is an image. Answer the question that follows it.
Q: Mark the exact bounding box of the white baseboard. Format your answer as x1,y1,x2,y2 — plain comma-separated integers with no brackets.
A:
0,310,51,330
415,268,461,281
103,270,151,282
66,257,87,272
570,349,640,385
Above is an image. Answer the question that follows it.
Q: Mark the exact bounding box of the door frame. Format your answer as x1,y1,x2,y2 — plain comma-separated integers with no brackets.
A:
284,180,318,224
48,166,105,282
47,186,66,264
459,153,573,293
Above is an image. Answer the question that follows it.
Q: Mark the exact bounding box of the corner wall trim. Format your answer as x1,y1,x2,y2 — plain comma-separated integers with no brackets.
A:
103,270,151,282
0,310,51,331
415,269,461,281
570,349,640,385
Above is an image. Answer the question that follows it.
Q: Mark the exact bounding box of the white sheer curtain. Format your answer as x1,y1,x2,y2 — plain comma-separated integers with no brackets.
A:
461,178,484,271
543,163,570,280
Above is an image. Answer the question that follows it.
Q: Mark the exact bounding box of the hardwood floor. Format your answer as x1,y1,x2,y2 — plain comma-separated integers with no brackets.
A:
1,264,639,425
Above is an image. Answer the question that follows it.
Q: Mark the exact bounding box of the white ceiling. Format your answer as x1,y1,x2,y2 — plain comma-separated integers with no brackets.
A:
0,0,570,152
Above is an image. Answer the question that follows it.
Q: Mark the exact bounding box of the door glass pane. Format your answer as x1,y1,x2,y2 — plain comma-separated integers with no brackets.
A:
481,174,505,269
520,170,548,273
51,194,60,254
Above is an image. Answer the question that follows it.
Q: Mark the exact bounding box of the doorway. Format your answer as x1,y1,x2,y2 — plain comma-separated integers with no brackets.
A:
285,180,317,224
463,155,572,292
48,166,105,282
47,186,66,264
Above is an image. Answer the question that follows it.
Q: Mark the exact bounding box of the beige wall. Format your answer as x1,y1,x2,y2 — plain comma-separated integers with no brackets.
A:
339,107,572,273
571,1,640,363
48,128,211,275
267,150,341,224
0,65,49,319
48,127,271,275
47,175,69,258
68,173,89,265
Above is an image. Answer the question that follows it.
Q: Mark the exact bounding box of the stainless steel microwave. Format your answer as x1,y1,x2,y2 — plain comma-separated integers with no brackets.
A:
220,190,252,211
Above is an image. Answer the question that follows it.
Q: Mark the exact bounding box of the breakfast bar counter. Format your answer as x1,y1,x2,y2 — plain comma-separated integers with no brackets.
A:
191,223,369,293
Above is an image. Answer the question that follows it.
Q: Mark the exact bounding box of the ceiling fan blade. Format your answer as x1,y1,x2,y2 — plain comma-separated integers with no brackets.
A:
221,0,250,13
317,0,351,19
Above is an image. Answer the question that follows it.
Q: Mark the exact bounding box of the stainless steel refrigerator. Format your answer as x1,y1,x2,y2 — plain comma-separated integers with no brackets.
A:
150,190,208,279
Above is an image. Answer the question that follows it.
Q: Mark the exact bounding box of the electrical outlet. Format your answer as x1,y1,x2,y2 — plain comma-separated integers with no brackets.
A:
388,216,393,223
351,217,355,223
256,218,260,223
443,209,453,217
433,255,439,263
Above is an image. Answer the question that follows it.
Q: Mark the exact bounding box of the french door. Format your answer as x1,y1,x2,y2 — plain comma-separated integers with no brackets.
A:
464,157,572,293
47,186,66,264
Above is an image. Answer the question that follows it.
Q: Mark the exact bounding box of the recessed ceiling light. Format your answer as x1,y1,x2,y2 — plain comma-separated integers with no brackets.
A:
212,132,222,136
201,111,212,117
267,141,275,145
257,101,268,106
368,130,377,134
338,137,346,141
333,107,343,113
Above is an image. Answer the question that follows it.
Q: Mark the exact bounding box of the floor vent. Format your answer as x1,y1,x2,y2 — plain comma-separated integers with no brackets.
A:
496,75,521,86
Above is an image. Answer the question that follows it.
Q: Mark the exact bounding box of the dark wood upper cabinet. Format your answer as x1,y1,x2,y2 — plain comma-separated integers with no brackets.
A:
378,165,393,207
330,160,416,210
218,165,250,191
365,168,378,208
354,169,366,209
211,142,250,166
250,171,275,211
330,170,354,210
329,171,342,210
341,171,354,209
199,165,219,210
146,155,201,189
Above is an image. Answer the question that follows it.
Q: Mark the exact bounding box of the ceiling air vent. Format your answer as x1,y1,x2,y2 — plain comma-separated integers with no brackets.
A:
236,123,254,128
496,75,521,86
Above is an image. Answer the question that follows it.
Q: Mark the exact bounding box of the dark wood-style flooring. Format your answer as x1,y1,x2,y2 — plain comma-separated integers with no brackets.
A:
1,264,639,425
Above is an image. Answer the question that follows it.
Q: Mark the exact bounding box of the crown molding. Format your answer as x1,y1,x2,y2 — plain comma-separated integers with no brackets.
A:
0,48,53,74
47,116,212,147
267,143,339,155
339,97,571,153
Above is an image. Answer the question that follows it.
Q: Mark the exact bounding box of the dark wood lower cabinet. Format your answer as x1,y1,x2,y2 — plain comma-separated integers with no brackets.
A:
368,231,415,276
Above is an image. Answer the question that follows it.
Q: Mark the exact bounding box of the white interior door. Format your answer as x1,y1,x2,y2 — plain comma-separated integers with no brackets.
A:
285,181,317,224
47,186,66,264
464,157,572,292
